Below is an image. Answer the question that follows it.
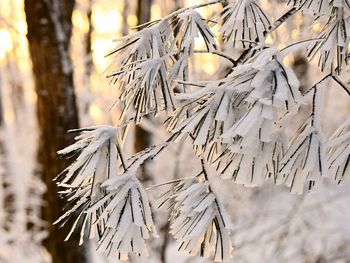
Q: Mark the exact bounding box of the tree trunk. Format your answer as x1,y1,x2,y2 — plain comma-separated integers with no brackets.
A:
82,0,94,117
137,0,152,27
85,0,93,79
122,0,130,36
24,1,86,262
135,0,153,183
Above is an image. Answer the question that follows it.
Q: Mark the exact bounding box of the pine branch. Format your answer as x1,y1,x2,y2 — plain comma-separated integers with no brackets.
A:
265,7,298,36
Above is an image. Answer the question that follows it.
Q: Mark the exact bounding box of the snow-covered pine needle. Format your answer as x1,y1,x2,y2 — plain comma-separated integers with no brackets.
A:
220,47,302,135
307,12,350,74
219,0,271,49
89,141,182,260
278,119,327,194
279,85,328,194
157,174,233,261
295,0,350,16
54,125,126,244
56,127,177,260
174,9,217,54
166,47,302,185
214,133,287,186
211,48,302,186
107,20,176,122
170,9,217,85
327,120,350,183
92,173,157,260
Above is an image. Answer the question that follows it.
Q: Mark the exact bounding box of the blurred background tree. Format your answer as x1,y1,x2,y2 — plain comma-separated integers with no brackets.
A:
24,0,85,262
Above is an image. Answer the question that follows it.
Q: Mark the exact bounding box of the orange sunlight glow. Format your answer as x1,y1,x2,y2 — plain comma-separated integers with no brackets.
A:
72,9,90,34
89,103,105,124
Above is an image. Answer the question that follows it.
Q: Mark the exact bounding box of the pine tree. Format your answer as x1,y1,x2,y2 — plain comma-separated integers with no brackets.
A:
56,0,350,261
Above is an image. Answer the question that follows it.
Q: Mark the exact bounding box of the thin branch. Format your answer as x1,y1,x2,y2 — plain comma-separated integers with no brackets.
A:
265,7,298,36
125,132,180,174
200,158,210,182
146,176,194,191
193,50,237,64
175,80,206,88
304,74,331,95
233,7,299,66
162,0,226,21
304,73,350,98
233,48,253,66
331,75,350,97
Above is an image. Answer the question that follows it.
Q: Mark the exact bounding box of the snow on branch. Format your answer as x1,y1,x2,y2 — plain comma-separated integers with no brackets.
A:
87,140,178,259
102,142,172,188
91,173,157,260
328,120,350,183
220,47,303,134
113,56,175,122
219,0,271,49
106,20,176,122
166,47,302,181
156,164,233,261
170,9,217,85
295,0,350,16
278,84,328,194
214,133,287,186
106,1,225,123
174,9,217,54
166,84,232,146
307,10,350,74
54,126,127,243
278,118,327,194
55,126,178,260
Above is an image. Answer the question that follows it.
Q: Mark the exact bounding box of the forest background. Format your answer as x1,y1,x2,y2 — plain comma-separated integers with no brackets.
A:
0,0,350,262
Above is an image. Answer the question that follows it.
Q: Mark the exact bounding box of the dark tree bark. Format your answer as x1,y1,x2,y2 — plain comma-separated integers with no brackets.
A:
85,0,93,78
292,53,309,93
135,0,153,183
24,1,86,262
137,0,152,28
